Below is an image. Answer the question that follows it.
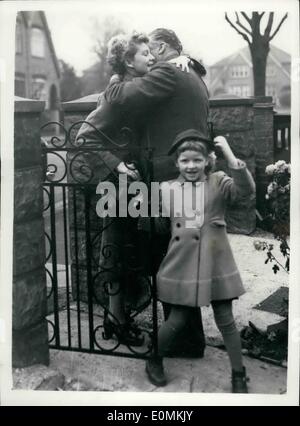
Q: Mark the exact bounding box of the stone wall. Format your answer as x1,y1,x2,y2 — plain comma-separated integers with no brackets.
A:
210,96,274,231
13,97,49,367
209,98,256,234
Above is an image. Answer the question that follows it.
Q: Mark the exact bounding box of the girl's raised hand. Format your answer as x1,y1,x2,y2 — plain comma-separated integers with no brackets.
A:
213,136,231,153
213,136,238,167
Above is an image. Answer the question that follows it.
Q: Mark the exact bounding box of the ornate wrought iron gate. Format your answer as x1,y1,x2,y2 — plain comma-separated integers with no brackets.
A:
43,121,159,359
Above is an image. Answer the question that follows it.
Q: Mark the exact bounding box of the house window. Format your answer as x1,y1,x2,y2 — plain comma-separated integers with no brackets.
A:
15,74,26,97
16,21,22,54
32,77,47,101
266,85,278,104
229,85,251,97
229,86,241,96
241,85,251,96
31,27,45,57
230,65,249,78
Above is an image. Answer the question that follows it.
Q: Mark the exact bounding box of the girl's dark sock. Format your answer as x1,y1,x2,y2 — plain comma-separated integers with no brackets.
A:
212,300,244,372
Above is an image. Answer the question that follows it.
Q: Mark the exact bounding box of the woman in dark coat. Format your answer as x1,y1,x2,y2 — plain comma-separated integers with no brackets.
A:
76,33,155,346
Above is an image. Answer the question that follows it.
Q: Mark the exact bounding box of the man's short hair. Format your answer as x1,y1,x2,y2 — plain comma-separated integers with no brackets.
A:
149,28,182,54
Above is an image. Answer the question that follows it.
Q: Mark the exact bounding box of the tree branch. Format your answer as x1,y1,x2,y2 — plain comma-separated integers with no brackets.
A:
264,12,274,37
241,12,253,26
225,12,251,44
269,13,288,41
235,12,252,35
258,12,265,19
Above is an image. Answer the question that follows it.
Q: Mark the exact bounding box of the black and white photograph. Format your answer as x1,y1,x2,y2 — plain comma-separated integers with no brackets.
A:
0,0,299,406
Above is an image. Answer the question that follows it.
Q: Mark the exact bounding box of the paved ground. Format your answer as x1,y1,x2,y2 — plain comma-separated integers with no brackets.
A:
49,345,286,394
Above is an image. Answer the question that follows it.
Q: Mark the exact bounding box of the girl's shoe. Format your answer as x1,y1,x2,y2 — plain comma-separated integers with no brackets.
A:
231,367,249,393
102,313,144,347
145,356,167,387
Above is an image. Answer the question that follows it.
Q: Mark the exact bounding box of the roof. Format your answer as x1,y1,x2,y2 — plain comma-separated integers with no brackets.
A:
211,44,291,69
19,11,60,78
40,12,60,78
209,43,291,90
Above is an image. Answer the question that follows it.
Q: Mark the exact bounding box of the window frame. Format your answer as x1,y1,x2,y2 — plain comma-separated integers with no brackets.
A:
30,26,45,58
31,76,47,102
230,65,249,78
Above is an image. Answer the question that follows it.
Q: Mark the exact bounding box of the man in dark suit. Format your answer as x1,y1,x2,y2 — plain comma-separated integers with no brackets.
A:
105,28,209,386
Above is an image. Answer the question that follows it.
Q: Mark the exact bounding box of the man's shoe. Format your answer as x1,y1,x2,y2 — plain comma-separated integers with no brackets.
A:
145,357,167,387
231,367,249,393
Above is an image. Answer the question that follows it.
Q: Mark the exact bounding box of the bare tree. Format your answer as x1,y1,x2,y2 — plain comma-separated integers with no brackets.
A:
225,12,288,96
90,16,125,91
59,60,82,102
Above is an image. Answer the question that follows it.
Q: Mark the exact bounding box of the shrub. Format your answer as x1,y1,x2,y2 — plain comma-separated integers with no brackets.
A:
265,160,290,239
247,160,290,362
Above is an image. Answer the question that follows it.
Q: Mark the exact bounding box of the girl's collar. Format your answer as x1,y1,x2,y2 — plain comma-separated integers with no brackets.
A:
176,174,208,186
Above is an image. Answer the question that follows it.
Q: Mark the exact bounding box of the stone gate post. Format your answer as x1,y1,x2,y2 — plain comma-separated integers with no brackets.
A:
253,96,274,216
13,97,49,367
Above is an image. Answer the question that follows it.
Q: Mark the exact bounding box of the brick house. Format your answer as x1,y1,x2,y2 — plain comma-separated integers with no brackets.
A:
15,11,60,123
208,44,291,111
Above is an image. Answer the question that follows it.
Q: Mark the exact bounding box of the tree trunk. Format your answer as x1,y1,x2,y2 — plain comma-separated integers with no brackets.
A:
250,42,269,96
225,12,287,98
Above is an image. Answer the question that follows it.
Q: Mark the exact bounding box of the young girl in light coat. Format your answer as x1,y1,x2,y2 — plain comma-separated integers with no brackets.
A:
145,129,255,393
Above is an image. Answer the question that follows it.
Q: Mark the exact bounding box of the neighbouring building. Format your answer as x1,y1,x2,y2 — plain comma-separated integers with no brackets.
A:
208,44,291,112
15,11,61,124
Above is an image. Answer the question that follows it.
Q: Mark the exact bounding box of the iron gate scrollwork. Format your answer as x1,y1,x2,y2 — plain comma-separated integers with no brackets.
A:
42,120,159,359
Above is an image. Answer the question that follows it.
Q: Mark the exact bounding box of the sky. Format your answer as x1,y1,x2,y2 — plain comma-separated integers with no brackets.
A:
44,0,294,76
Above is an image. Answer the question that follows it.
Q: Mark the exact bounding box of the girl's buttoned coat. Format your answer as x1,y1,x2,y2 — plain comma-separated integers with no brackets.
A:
156,163,255,307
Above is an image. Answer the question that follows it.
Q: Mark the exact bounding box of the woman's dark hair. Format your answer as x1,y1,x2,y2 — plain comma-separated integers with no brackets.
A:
149,28,182,54
175,140,215,173
107,32,149,75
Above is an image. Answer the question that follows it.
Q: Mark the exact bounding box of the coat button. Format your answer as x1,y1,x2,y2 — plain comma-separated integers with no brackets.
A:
175,236,180,241
194,236,199,240
176,223,181,228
